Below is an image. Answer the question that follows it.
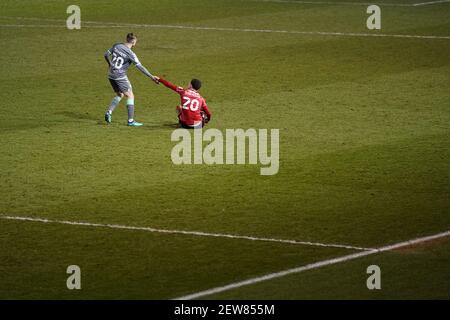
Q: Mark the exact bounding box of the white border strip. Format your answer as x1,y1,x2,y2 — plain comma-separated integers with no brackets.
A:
0,16,449,40
174,229,450,300
0,215,372,251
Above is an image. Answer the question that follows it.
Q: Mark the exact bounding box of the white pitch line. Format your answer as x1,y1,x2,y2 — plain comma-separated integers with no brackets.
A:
0,24,132,28
96,22,450,40
413,0,450,6
250,0,412,6
1,16,450,40
1,23,450,40
0,215,372,251
251,0,450,6
174,229,450,300
0,24,68,28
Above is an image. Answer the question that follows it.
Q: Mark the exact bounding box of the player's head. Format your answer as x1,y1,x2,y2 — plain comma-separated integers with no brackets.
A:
190,79,202,91
126,33,137,47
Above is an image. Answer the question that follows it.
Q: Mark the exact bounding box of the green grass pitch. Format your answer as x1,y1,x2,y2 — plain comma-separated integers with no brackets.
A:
0,0,449,299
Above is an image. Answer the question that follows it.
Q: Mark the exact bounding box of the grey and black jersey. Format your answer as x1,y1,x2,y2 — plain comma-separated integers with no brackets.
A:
105,43,154,80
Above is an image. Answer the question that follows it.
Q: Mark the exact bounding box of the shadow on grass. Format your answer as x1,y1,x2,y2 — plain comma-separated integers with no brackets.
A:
142,122,180,130
55,112,181,129
57,111,99,122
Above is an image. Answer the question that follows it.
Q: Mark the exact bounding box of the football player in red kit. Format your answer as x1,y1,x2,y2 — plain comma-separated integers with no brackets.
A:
156,76,211,129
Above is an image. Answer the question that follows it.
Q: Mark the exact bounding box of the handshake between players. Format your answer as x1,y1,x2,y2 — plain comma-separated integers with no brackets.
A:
104,32,211,129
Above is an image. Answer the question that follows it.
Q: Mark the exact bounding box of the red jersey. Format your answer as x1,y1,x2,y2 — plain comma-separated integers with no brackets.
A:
159,78,211,126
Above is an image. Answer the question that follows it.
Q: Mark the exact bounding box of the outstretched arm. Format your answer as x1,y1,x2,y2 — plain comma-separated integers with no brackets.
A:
136,63,153,78
129,52,158,83
136,64,159,83
159,77,183,93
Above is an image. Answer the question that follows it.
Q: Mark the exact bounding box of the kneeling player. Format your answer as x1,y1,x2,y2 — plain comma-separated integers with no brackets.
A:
157,77,211,129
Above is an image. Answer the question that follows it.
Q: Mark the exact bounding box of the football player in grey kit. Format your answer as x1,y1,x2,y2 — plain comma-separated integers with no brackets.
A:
104,33,159,126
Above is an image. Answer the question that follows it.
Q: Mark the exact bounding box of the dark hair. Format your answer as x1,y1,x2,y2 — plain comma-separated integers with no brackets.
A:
191,79,202,90
126,33,137,42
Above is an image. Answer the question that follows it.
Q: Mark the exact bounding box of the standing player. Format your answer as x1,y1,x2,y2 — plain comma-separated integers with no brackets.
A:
104,33,159,126
156,76,211,129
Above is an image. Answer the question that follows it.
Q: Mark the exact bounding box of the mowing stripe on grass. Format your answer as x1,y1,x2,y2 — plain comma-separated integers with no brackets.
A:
1,16,450,40
0,215,373,251
174,230,450,300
